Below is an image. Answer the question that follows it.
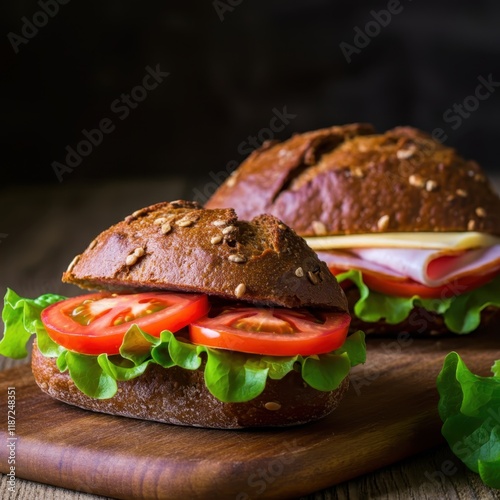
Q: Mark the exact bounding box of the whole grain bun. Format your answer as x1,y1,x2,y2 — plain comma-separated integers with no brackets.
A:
63,200,347,312
31,341,349,429
206,124,500,236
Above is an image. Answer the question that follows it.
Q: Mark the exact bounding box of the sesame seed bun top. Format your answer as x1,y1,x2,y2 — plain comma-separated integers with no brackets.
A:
62,200,348,312
205,124,500,236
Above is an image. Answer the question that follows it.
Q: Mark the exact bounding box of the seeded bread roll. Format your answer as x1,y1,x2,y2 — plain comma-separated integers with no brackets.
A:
31,341,349,429
205,125,500,236
62,200,347,312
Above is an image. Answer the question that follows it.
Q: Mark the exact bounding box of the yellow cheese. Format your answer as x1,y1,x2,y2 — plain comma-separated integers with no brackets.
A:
305,232,500,250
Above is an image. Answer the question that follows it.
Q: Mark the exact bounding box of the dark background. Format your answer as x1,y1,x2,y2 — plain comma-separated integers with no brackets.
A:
2,0,500,190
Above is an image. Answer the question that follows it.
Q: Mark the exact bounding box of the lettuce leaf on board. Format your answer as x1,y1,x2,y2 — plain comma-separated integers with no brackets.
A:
336,270,500,334
437,352,500,489
0,289,366,403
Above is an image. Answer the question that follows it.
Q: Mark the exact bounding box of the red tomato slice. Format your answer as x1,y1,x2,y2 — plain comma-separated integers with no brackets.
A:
41,291,209,355
189,307,351,356
328,265,500,299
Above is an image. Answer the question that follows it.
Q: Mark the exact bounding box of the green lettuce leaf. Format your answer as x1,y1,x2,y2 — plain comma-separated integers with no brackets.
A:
64,350,118,398
443,278,500,333
437,352,500,489
0,289,366,403
203,348,269,403
0,289,65,358
336,270,500,334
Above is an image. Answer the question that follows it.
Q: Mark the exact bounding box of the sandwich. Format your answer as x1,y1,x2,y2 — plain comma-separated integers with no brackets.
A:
205,124,500,335
0,200,365,428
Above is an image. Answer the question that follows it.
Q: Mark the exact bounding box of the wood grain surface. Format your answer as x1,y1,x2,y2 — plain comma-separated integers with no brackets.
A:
0,332,499,500
1,179,500,499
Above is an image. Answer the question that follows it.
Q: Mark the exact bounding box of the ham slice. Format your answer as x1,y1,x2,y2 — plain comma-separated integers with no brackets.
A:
317,246,500,287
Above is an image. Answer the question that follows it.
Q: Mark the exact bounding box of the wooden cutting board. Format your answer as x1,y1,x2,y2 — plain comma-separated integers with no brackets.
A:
0,332,498,500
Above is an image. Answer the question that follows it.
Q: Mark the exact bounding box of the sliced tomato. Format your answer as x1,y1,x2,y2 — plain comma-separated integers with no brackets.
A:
41,291,209,355
189,307,351,356
362,271,500,299
328,265,500,299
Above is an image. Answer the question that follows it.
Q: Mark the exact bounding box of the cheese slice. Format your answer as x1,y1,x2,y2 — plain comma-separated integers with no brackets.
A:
305,232,500,251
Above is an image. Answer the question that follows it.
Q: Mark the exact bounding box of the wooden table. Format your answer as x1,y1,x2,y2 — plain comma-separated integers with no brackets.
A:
1,177,500,500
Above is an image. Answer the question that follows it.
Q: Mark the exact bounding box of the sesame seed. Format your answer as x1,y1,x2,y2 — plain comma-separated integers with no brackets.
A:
66,254,80,273
446,194,455,202
126,254,138,266
396,149,415,160
295,267,304,277
474,173,486,182
409,174,424,188
153,217,167,225
132,209,143,218
425,180,438,192
226,175,237,187
307,271,320,285
456,189,468,197
467,219,476,231
312,221,327,236
377,214,390,231
210,235,223,244
352,167,364,178
134,247,145,257
235,283,246,298
222,225,236,235
176,218,194,227
161,223,172,234
278,223,287,230
212,220,227,227
264,402,281,411
475,207,487,218
88,239,98,250
228,254,247,263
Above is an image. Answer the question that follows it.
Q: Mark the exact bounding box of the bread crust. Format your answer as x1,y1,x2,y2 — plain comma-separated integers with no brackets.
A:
62,201,347,312
206,125,500,236
31,342,349,429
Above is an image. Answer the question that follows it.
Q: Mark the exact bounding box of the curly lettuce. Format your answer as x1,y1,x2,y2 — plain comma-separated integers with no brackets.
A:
336,270,500,334
437,352,500,489
0,289,366,403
